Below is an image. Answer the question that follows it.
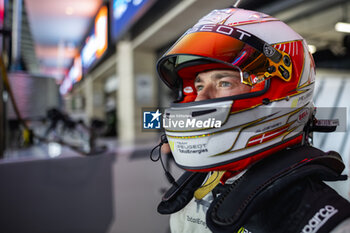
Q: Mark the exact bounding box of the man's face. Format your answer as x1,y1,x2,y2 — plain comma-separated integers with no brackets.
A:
194,70,251,101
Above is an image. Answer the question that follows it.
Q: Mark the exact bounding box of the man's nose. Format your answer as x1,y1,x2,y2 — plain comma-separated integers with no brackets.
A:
195,86,212,101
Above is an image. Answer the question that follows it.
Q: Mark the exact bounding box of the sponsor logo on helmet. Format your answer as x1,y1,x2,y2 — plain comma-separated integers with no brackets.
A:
263,43,276,57
301,205,338,233
184,86,194,93
255,122,282,133
297,91,313,106
175,142,208,154
297,108,310,123
187,24,252,41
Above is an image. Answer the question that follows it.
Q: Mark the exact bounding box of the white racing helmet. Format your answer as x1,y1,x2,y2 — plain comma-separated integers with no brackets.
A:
157,8,316,172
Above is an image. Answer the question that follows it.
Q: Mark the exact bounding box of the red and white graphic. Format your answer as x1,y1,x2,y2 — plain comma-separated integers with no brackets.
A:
247,124,290,147
184,86,194,93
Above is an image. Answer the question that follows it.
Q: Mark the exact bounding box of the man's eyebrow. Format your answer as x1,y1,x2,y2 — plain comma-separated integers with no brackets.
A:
211,72,240,80
194,76,201,83
195,71,240,83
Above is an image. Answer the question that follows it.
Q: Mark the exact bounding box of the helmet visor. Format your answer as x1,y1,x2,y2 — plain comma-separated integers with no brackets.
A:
157,29,288,92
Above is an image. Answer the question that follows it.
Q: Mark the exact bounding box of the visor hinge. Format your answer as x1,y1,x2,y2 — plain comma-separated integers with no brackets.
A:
267,66,276,73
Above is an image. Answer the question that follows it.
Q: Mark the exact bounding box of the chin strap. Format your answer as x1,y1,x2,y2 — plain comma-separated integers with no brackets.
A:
150,134,178,187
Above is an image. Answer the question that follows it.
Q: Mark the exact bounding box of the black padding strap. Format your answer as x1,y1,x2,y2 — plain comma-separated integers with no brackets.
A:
236,177,350,233
158,171,207,215
206,146,346,233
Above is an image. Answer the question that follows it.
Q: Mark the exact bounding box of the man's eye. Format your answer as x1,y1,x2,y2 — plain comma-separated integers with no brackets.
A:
219,81,232,87
196,85,203,91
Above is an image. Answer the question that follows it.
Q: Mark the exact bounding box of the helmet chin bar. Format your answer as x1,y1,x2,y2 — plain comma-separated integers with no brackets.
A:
183,134,304,172
164,99,316,172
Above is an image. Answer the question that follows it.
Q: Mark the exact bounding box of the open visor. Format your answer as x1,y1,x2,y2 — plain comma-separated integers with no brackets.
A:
157,27,292,98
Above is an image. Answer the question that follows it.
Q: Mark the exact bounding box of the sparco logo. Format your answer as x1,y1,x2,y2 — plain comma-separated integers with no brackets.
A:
301,205,338,233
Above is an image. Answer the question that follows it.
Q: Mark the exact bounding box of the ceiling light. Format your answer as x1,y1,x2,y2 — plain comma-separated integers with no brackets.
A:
308,45,317,54
335,22,350,33
65,6,74,15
